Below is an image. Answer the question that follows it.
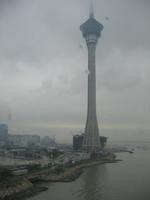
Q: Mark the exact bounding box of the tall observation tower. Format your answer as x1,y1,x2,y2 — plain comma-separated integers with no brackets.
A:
80,1,104,152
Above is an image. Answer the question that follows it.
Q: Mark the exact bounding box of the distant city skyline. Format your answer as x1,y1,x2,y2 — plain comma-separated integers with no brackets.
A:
0,0,150,143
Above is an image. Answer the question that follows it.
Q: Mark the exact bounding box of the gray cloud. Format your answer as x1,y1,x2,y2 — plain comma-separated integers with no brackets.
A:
0,0,150,142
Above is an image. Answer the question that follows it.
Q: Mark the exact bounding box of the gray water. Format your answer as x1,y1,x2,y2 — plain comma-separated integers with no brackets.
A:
29,145,150,200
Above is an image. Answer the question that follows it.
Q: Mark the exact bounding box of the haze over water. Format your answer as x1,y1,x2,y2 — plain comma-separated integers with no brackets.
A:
29,142,150,200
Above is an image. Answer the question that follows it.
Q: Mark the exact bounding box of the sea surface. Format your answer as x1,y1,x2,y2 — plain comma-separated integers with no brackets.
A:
29,142,150,200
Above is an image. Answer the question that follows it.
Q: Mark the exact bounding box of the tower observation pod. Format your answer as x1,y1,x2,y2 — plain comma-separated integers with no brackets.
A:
80,1,104,152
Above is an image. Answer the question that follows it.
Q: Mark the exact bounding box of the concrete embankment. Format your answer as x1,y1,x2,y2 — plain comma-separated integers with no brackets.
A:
38,158,121,183
39,166,83,182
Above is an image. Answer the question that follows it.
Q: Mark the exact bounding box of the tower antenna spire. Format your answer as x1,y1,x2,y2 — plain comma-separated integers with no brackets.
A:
89,0,94,18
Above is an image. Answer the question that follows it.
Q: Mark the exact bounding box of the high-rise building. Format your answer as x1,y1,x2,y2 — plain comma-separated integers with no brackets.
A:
0,124,8,146
73,134,84,151
73,134,107,151
8,134,40,147
80,1,104,152
41,136,55,147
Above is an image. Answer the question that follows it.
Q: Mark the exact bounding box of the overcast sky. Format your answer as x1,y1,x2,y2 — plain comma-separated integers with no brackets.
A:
0,0,150,142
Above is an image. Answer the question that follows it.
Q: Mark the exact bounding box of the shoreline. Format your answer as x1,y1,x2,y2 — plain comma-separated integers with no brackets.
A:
32,157,121,183
0,158,121,200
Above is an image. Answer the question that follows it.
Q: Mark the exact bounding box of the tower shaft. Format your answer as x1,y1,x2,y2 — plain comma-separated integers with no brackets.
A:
83,36,100,152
